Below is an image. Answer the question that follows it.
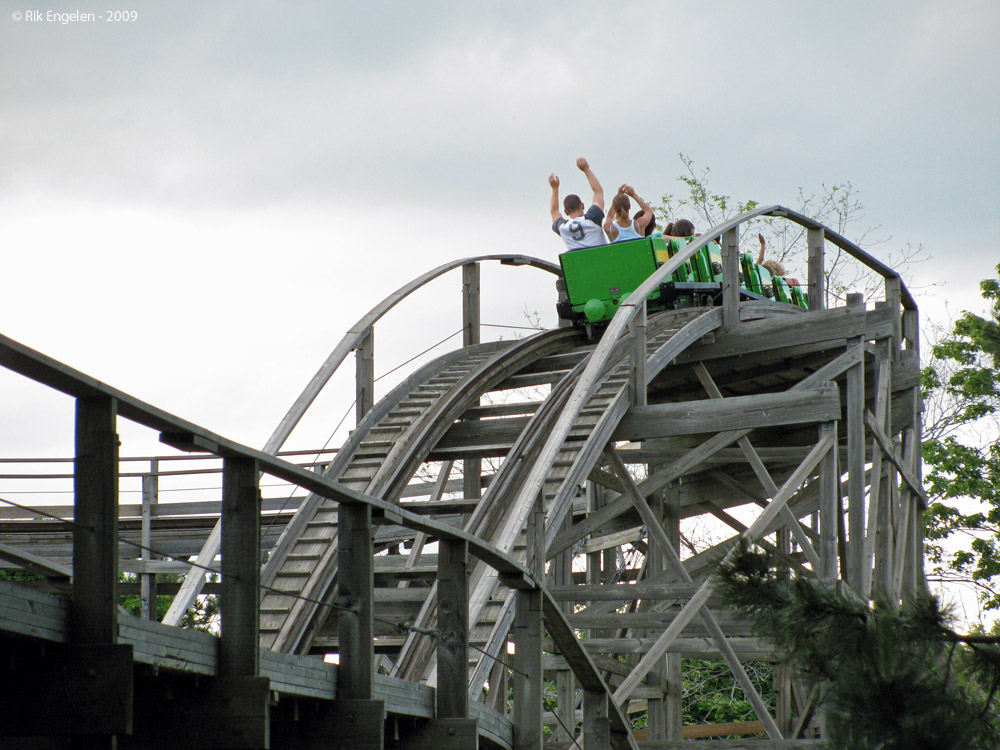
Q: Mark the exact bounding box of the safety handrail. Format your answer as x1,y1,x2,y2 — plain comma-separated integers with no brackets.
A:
0,329,637,745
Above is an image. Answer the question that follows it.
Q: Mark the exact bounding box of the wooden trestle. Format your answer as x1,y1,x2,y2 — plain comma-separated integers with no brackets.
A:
0,207,922,749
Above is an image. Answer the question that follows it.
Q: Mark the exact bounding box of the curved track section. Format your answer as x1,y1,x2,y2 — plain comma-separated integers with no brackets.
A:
260,327,583,653
163,253,560,627
390,306,722,683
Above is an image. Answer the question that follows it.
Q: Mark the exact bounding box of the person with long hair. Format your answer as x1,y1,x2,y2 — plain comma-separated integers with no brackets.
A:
603,184,654,242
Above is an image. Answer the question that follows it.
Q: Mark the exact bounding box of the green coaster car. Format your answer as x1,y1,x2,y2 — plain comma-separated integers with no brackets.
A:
556,236,807,332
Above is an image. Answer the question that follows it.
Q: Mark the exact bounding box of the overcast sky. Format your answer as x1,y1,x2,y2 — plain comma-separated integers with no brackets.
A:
1,0,998,462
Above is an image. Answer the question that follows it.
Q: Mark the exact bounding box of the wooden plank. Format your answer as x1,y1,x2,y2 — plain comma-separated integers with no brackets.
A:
0,540,72,579
544,637,776,661
614,383,840,439
673,305,892,364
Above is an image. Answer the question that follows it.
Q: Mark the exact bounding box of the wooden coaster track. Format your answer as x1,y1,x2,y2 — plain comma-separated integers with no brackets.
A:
0,207,925,748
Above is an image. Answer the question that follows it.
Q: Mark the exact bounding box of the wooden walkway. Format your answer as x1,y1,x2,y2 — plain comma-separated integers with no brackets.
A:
0,208,922,748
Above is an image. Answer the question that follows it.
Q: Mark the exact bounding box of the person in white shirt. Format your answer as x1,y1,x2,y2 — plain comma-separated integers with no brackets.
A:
549,157,606,250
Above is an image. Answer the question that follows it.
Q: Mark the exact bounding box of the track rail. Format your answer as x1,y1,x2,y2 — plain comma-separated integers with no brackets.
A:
260,327,583,653
390,307,722,683
163,254,561,627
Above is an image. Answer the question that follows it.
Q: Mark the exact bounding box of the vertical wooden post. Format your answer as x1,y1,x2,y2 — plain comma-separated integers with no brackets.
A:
437,538,469,720
526,491,545,579
845,293,865,591
462,263,482,505
807,227,825,310
885,276,902,359
629,302,648,407
818,421,839,581
552,514,576,745
721,228,740,330
355,327,375,426
140,460,158,621
582,689,611,749
462,262,481,349
219,456,260,679
663,481,684,740
644,486,666,742
73,396,123,750
73,396,119,646
512,588,543,750
338,500,374,700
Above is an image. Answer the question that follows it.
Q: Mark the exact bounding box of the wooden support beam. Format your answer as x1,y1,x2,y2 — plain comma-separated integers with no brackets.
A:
604,449,783,740
462,262,481,348
864,410,927,505
582,689,612,749
807,227,825,311
673,304,891,365
818,422,839,581
437,539,469,720
845,302,866,590
692,363,824,571
338,500,375,701
73,395,119,651
629,302,648,407
721,227,740,330
512,588,543,750
355,326,375,426
220,456,261,679
614,382,841,440
140,462,158,621
612,430,834,706
462,263,482,504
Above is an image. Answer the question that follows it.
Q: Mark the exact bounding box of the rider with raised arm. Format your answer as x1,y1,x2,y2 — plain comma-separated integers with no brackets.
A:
604,183,654,242
549,157,607,250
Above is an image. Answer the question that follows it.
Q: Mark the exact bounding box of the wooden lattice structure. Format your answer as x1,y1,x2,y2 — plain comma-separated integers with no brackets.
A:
0,205,922,749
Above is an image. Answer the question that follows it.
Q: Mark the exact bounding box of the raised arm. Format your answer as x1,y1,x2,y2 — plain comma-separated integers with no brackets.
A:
622,184,654,232
757,233,766,264
549,173,561,222
576,157,604,211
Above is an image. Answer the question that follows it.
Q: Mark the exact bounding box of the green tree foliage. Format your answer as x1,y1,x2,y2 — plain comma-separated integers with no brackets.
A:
682,658,773,727
923,264,1000,610
117,571,220,631
717,541,1000,750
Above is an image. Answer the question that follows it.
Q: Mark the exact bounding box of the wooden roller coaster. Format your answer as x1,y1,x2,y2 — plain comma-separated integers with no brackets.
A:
0,205,923,749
